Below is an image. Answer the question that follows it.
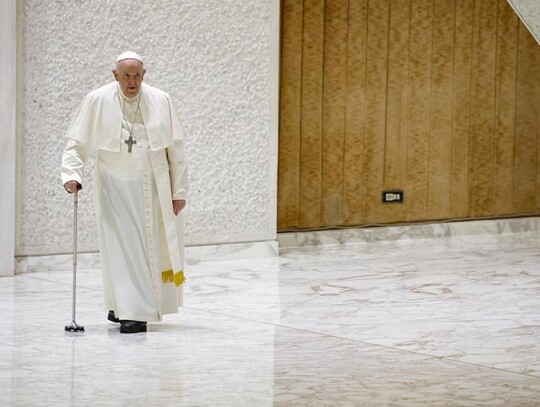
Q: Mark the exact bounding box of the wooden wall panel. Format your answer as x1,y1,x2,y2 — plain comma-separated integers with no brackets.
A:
469,0,498,216
383,0,410,223
362,0,390,224
321,0,349,226
515,22,540,213
429,0,455,219
299,0,325,227
538,77,540,213
278,0,540,231
451,0,474,218
405,0,432,222
494,0,518,215
278,0,303,229
343,0,368,226
538,93,540,213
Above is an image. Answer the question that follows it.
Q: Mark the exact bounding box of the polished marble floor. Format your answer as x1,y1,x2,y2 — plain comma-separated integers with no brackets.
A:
1,227,540,406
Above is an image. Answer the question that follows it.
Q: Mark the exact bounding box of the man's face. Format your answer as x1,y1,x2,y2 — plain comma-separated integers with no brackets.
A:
113,59,146,98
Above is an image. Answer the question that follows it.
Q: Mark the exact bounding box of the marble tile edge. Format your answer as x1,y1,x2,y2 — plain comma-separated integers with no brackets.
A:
13,240,279,274
186,240,279,263
278,216,540,250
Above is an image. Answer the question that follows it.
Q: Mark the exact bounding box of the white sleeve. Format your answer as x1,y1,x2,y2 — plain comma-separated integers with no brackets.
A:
61,138,89,187
167,139,188,200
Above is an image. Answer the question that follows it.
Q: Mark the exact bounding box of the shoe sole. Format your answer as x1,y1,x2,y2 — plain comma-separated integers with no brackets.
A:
120,325,147,334
108,313,120,323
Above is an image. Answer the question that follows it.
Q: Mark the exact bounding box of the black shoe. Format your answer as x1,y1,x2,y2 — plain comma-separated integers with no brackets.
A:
120,320,147,334
108,310,120,323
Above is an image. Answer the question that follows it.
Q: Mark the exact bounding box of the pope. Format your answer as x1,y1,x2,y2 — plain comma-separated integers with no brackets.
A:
61,51,188,334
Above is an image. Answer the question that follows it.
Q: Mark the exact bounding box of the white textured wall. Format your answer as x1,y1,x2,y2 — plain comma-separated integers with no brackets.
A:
0,0,16,275
508,0,540,45
17,0,278,256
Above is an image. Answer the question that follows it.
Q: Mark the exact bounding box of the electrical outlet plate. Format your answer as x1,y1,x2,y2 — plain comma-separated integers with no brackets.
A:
382,190,404,204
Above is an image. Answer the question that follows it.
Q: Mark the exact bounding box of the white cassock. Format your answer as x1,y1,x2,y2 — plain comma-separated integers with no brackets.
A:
61,82,188,322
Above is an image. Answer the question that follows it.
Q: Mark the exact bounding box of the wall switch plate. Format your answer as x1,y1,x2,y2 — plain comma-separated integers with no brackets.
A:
382,190,404,203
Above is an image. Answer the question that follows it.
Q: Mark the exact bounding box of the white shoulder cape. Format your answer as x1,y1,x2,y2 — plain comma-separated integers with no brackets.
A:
65,82,184,151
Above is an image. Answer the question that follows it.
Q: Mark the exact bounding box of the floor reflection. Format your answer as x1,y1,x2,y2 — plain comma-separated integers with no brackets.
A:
1,229,540,406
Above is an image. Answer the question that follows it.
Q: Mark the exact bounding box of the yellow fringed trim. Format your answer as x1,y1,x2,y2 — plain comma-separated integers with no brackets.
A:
161,269,186,287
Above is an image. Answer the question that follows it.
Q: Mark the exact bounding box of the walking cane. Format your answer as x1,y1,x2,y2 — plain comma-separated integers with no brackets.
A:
65,187,84,332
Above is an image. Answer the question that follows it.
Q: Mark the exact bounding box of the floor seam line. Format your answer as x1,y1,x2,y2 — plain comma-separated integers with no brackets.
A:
183,306,540,380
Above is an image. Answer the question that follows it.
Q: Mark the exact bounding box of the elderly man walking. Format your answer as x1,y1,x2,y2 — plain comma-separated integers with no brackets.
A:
61,51,188,334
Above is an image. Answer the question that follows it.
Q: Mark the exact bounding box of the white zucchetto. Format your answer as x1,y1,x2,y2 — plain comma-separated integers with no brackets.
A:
116,51,144,64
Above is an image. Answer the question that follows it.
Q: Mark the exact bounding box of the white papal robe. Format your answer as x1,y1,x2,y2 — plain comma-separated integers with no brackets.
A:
61,82,188,322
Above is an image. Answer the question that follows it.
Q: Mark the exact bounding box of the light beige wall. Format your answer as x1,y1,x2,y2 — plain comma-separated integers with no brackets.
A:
17,0,280,256
0,0,16,275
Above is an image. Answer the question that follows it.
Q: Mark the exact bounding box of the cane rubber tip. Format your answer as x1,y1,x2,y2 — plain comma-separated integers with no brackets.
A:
65,322,85,332
65,326,85,332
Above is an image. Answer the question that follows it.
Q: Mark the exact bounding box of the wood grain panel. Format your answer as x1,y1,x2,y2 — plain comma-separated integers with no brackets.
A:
321,0,348,226
538,73,540,213
538,85,540,213
362,0,390,224
277,0,540,231
429,0,455,219
405,0,433,221
469,0,497,216
299,0,325,227
382,0,410,223
493,0,519,215
278,0,303,229
343,0,368,226
535,92,540,213
451,0,474,218
514,23,540,213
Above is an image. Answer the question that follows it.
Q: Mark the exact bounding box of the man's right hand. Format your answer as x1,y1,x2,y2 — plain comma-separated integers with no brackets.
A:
64,181,81,194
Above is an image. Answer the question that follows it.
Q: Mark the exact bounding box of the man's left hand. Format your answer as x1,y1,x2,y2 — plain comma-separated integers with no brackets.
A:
173,200,186,216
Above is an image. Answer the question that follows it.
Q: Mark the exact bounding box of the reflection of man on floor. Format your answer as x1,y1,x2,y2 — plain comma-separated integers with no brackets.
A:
61,51,188,334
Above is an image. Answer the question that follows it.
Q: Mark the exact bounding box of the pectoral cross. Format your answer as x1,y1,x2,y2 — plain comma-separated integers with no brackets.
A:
124,136,137,153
